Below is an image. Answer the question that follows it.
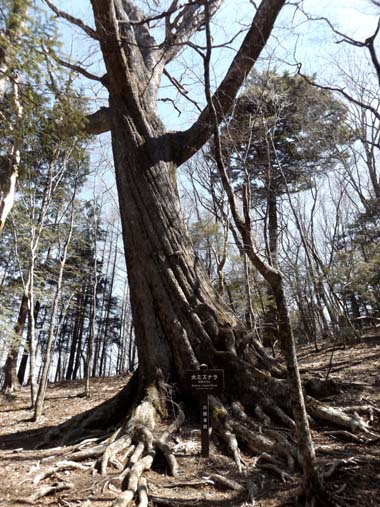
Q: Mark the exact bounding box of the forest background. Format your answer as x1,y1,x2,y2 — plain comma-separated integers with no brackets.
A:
1,0,378,394
0,1,379,505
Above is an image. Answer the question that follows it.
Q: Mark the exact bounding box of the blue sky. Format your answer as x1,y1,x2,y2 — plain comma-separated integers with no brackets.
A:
32,0,379,295
38,0,380,132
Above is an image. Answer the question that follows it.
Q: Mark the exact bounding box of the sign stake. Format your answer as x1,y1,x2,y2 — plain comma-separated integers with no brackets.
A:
184,364,224,459
201,392,209,458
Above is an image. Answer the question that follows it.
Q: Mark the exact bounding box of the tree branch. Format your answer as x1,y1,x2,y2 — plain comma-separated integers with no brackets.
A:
55,57,106,84
172,0,286,166
296,66,380,124
365,19,380,87
52,106,111,138
163,69,202,112
298,9,380,86
161,0,223,65
118,0,158,69
84,107,112,135
44,0,99,40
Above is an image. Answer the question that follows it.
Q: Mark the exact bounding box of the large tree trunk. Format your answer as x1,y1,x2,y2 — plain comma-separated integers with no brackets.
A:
40,3,373,506
110,101,244,386
46,101,365,507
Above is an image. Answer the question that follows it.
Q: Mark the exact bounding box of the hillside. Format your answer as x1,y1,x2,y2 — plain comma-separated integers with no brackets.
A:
1,338,379,507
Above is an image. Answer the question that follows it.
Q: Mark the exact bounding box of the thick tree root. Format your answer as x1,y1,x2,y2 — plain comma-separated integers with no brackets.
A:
87,388,185,507
306,396,379,437
31,370,378,507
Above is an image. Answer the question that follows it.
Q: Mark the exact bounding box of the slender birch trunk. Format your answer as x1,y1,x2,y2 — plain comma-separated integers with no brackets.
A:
34,191,76,420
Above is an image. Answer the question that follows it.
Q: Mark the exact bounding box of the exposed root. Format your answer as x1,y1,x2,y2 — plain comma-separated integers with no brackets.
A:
306,396,379,436
209,396,242,471
114,454,155,507
137,477,148,507
33,460,90,485
230,401,297,470
155,404,185,476
156,440,179,476
24,367,379,507
268,405,296,429
28,481,73,502
93,387,185,507
68,443,106,462
257,461,292,482
322,458,359,479
323,430,366,443
208,473,245,491
253,404,272,425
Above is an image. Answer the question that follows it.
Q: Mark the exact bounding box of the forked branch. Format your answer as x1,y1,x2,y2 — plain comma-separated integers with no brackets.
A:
173,0,286,165
161,0,223,64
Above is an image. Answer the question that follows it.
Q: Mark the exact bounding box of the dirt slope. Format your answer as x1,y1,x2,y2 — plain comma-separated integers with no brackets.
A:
0,338,379,507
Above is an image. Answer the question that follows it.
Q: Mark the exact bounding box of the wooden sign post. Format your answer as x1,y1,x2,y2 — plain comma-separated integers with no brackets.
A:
184,364,224,458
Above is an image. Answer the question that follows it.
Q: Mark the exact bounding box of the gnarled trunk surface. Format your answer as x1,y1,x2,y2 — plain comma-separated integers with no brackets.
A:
110,97,257,391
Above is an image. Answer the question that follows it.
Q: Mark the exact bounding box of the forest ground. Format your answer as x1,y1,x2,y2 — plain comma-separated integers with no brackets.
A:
0,336,379,507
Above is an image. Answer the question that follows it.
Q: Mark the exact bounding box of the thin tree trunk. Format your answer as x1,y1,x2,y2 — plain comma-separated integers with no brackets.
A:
85,206,99,395
17,300,41,386
98,234,118,377
242,253,255,330
117,280,129,374
65,292,83,380
72,291,88,380
93,228,112,377
2,294,28,391
34,193,76,420
202,5,324,496
54,321,67,383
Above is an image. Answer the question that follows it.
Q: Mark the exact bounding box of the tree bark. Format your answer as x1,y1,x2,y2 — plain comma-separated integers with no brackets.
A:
2,294,28,391
65,291,83,380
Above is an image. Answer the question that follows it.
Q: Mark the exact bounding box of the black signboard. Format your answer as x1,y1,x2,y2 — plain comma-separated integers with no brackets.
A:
184,366,224,458
184,369,224,393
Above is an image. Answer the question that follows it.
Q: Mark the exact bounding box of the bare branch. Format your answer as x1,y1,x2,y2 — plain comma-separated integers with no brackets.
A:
172,0,286,166
297,8,380,86
365,19,380,86
163,69,202,112
55,57,106,84
158,97,182,116
44,0,99,40
296,65,380,124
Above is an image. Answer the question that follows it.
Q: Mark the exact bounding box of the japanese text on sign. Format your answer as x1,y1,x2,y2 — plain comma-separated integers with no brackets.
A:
184,369,224,393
